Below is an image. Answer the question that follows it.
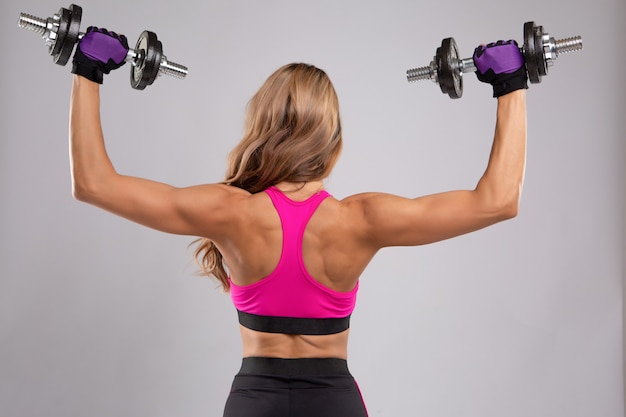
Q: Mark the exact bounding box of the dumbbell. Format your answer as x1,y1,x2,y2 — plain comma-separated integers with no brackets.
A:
406,22,583,98
18,4,188,90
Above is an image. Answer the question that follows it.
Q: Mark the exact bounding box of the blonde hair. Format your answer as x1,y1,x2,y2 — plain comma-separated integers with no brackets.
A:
193,63,343,290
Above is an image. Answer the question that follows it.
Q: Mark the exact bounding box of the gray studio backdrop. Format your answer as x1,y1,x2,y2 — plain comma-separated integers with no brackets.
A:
1,0,624,416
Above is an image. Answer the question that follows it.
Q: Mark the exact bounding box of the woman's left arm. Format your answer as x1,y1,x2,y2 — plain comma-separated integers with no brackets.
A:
69,75,244,237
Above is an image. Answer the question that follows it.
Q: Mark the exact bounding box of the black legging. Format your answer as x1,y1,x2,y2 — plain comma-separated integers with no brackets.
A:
223,357,369,417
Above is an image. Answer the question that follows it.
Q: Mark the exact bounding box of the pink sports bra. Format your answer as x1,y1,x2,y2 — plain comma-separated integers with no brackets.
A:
229,186,359,335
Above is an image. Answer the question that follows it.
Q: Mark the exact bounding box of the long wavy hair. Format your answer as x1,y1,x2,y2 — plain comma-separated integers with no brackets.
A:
193,63,343,291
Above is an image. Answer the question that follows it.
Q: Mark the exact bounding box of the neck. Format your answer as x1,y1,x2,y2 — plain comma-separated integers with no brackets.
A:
275,180,325,195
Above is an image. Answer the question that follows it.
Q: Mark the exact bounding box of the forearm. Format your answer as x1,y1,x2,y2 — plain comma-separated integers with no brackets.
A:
476,89,527,217
69,75,117,200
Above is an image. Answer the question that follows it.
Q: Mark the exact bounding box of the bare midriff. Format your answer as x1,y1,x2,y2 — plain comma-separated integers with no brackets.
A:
239,326,350,359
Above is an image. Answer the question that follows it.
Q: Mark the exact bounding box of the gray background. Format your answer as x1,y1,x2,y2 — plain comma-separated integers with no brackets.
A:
1,0,624,416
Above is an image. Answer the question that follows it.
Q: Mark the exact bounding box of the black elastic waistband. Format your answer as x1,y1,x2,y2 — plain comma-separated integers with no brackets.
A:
238,357,351,377
237,310,351,335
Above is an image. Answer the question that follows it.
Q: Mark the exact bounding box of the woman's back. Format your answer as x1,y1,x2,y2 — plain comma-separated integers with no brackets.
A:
220,181,376,359
223,181,374,292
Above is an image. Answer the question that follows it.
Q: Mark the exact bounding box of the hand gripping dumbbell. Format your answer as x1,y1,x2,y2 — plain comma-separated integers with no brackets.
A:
18,4,188,90
406,22,583,98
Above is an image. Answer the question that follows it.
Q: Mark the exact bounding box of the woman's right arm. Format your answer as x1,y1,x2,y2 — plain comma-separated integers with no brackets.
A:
351,40,529,250
352,88,526,249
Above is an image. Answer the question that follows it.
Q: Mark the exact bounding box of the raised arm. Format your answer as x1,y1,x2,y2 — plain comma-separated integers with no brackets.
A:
69,29,243,238
355,40,528,249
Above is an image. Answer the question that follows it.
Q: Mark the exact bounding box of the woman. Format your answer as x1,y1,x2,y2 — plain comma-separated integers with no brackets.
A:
70,28,527,417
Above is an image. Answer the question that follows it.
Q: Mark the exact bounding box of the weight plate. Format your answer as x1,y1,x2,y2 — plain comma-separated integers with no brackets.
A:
140,38,162,88
131,30,162,90
437,37,462,99
523,21,541,83
151,40,163,85
534,25,548,77
50,7,70,60
54,4,82,66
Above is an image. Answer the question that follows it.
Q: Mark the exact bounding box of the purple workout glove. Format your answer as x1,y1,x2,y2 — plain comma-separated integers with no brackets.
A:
71,27,129,84
473,40,528,97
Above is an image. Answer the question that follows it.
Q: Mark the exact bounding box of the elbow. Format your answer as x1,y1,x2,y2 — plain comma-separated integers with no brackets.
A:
495,188,522,221
478,184,522,223
71,175,99,204
70,166,116,204
501,198,520,220
71,181,91,203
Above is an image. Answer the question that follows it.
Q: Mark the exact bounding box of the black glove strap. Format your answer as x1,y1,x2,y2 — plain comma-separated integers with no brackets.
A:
493,69,528,97
479,66,528,98
71,58,104,84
